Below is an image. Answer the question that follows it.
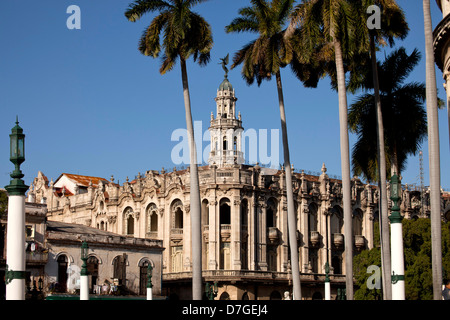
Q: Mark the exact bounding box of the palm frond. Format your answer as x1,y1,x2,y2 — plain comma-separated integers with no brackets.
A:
125,0,172,22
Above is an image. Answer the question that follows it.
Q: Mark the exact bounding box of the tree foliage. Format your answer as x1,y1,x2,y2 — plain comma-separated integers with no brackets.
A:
354,218,450,300
0,190,7,218
348,48,428,182
125,0,213,74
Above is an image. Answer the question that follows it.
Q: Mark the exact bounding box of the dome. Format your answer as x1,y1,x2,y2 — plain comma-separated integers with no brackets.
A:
219,77,233,91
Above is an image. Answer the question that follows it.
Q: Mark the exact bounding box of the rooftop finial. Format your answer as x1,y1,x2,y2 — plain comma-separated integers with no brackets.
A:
219,53,229,79
16,115,19,125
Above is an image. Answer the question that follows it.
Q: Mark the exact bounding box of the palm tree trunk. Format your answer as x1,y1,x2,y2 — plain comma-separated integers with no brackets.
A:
334,39,354,300
180,58,202,300
370,34,392,300
276,71,302,300
422,0,443,300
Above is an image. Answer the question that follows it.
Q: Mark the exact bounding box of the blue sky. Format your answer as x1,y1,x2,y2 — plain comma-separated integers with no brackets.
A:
0,0,448,191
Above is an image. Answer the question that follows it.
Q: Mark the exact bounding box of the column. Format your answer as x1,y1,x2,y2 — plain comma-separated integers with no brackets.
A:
389,174,405,300
249,193,257,270
5,195,26,300
300,200,309,273
208,199,218,270
232,196,241,270
257,199,268,271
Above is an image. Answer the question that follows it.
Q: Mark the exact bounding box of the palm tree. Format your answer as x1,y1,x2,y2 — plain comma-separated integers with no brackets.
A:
347,0,408,300
289,0,359,299
225,0,321,300
125,0,213,300
422,0,443,300
348,48,427,182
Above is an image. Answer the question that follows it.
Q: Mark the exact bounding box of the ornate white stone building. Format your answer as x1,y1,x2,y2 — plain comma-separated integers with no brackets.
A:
434,0,450,149
27,73,450,300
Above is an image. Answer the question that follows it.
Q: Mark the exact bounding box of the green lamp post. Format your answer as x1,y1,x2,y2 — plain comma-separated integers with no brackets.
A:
324,262,331,300
80,241,89,300
5,117,29,300
389,173,405,299
147,263,153,300
205,281,218,300
5,117,28,196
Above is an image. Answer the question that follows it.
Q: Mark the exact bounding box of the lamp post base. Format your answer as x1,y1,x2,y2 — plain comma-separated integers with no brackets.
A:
80,275,89,300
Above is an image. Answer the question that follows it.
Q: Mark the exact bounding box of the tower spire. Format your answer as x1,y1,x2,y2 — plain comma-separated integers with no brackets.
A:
209,57,244,167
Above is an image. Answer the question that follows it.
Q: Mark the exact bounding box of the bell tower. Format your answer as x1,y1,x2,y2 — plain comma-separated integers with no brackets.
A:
208,55,244,167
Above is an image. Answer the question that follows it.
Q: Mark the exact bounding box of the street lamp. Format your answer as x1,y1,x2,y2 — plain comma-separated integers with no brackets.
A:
324,262,331,300
205,282,218,300
80,241,89,300
389,173,405,300
5,117,29,300
147,263,153,300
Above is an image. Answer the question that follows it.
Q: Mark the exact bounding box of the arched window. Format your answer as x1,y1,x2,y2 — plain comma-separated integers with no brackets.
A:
266,198,277,228
113,255,127,285
308,203,318,232
223,137,228,151
127,216,134,235
332,255,342,274
352,209,363,236
220,292,230,300
123,207,134,236
87,256,99,292
147,203,158,234
139,259,154,295
171,200,184,229
201,199,209,225
175,208,183,228
57,255,68,293
220,199,231,225
330,206,343,234
241,199,248,226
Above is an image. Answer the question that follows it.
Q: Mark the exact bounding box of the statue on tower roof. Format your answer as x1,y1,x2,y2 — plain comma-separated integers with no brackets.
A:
219,53,229,78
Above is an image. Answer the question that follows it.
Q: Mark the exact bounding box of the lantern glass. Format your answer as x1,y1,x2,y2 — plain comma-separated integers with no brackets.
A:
391,175,399,199
10,134,16,159
10,134,25,161
81,242,89,260
147,264,153,276
18,136,24,158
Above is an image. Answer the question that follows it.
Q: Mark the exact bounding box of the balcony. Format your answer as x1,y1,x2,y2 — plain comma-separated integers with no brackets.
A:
170,228,183,242
354,235,366,250
267,227,279,244
332,233,344,248
220,224,231,240
26,251,48,265
309,231,320,247
162,269,348,284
